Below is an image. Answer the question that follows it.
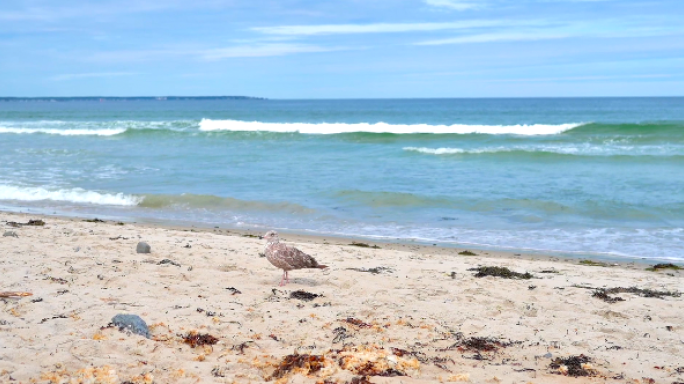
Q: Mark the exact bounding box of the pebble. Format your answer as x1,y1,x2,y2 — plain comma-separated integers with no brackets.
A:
136,241,151,253
3,231,18,238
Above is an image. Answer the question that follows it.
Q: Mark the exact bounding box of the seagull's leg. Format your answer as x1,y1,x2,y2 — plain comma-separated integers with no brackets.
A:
285,270,289,285
279,271,286,286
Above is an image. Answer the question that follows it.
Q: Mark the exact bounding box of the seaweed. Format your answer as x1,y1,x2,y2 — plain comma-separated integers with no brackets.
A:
290,290,322,301
242,234,260,238
108,236,129,240
458,250,477,256
7,219,45,227
225,287,242,295
83,218,105,223
469,266,533,280
45,276,68,284
589,286,681,300
268,353,326,380
332,327,350,343
344,318,371,327
579,260,610,267
158,259,181,267
349,242,380,249
355,362,405,377
40,315,68,324
645,263,682,272
592,290,625,303
540,269,559,274
182,331,219,348
549,355,597,377
346,267,393,274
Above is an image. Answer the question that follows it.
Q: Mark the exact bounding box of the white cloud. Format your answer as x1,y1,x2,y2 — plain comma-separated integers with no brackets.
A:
424,0,483,11
253,20,505,36
202,44,341,59
51,72,138,81
416,31,569,45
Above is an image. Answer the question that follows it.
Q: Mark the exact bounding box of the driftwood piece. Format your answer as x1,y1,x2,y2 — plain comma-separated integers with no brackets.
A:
0,291,33,298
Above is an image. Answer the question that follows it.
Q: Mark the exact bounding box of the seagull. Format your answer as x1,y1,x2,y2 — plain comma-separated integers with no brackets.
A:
261,230,328,286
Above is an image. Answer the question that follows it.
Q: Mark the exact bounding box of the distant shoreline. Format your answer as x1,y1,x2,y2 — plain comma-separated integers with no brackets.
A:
0,96,266,102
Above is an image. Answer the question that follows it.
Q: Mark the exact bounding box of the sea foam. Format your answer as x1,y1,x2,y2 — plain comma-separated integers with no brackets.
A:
0,127,126,136
0,185,140,206
199,119,583,135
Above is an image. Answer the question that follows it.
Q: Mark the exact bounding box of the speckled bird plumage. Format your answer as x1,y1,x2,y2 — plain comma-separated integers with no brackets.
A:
262,230,327,286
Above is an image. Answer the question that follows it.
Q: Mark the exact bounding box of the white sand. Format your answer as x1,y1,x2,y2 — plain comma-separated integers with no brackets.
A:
1,212,683,384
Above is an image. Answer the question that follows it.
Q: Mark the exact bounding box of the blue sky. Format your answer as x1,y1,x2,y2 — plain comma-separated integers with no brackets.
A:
1,0,683,98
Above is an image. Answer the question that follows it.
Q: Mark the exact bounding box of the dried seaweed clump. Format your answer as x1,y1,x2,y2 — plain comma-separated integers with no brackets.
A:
349,242,380,249
646,263,682,272
267,345,420,381
290,290,322,301
268,353,328,380
592,289,626,303
469,266,533,280
549,355,597,377
182,331,219,348
347,266,393,274
579,260,610,267
458,250,477,256
593,287,680,301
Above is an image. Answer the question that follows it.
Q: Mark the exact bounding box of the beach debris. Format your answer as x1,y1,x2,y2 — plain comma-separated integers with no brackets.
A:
2,231,18,237
83,218,105,223
136,241,151,253
242,234,260,238
7,219,45,227
469,266,533,279
40,315,68,324
181,331,219,348
267,345,419,381
108,235,128,240
158,258,180,267
458,250,477,256
290,290,322,301
44,275,68,284
31,297,43,303
579,259,611,267
268,353,327,380
225,287,242,295
597,287,680,300
344,317,371,328
592,289,625,303
549,355,597,377
347,266,393,274
645,263,682,271
262,230,328,286
539,269,559,273
110,314,151,339
528,285,537,290
332,327,351,343
0,291,32,298
349,242,380,249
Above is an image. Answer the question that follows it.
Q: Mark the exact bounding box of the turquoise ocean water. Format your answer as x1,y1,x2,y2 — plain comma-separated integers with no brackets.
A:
1,98,683,260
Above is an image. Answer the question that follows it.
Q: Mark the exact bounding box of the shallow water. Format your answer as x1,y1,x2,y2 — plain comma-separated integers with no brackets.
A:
1,98,683,260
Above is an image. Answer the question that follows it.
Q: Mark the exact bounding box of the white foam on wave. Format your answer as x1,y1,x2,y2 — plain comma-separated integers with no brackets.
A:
0,127,126,136
199,119,584,135
0,185,141,206
404,144,684,156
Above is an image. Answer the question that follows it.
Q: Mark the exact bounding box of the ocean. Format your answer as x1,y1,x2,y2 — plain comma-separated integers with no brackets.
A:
1,97,683,261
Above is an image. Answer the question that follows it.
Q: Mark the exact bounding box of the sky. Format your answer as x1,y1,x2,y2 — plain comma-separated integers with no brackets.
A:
1,0,683,98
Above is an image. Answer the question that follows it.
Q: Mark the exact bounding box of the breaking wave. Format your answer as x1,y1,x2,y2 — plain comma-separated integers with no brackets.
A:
199,119,584,135
0,185,141,206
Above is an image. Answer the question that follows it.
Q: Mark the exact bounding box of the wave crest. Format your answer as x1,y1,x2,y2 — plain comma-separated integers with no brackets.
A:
0,185,141,206
200,119,584,135
0,127,126,136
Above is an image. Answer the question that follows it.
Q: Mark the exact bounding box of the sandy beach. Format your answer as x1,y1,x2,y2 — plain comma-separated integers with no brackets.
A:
1,211,683,384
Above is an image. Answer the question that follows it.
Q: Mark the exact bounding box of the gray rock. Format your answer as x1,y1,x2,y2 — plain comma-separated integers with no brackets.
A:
136,242,151,253
111,314,151,339
3,231,18,238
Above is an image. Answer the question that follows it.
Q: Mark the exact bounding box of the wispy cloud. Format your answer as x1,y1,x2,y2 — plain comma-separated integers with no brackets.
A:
488,74,676,82
202,43,342,59
252,20,507,36
51,72,139,81
416,31,569,45
424,0,483,11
